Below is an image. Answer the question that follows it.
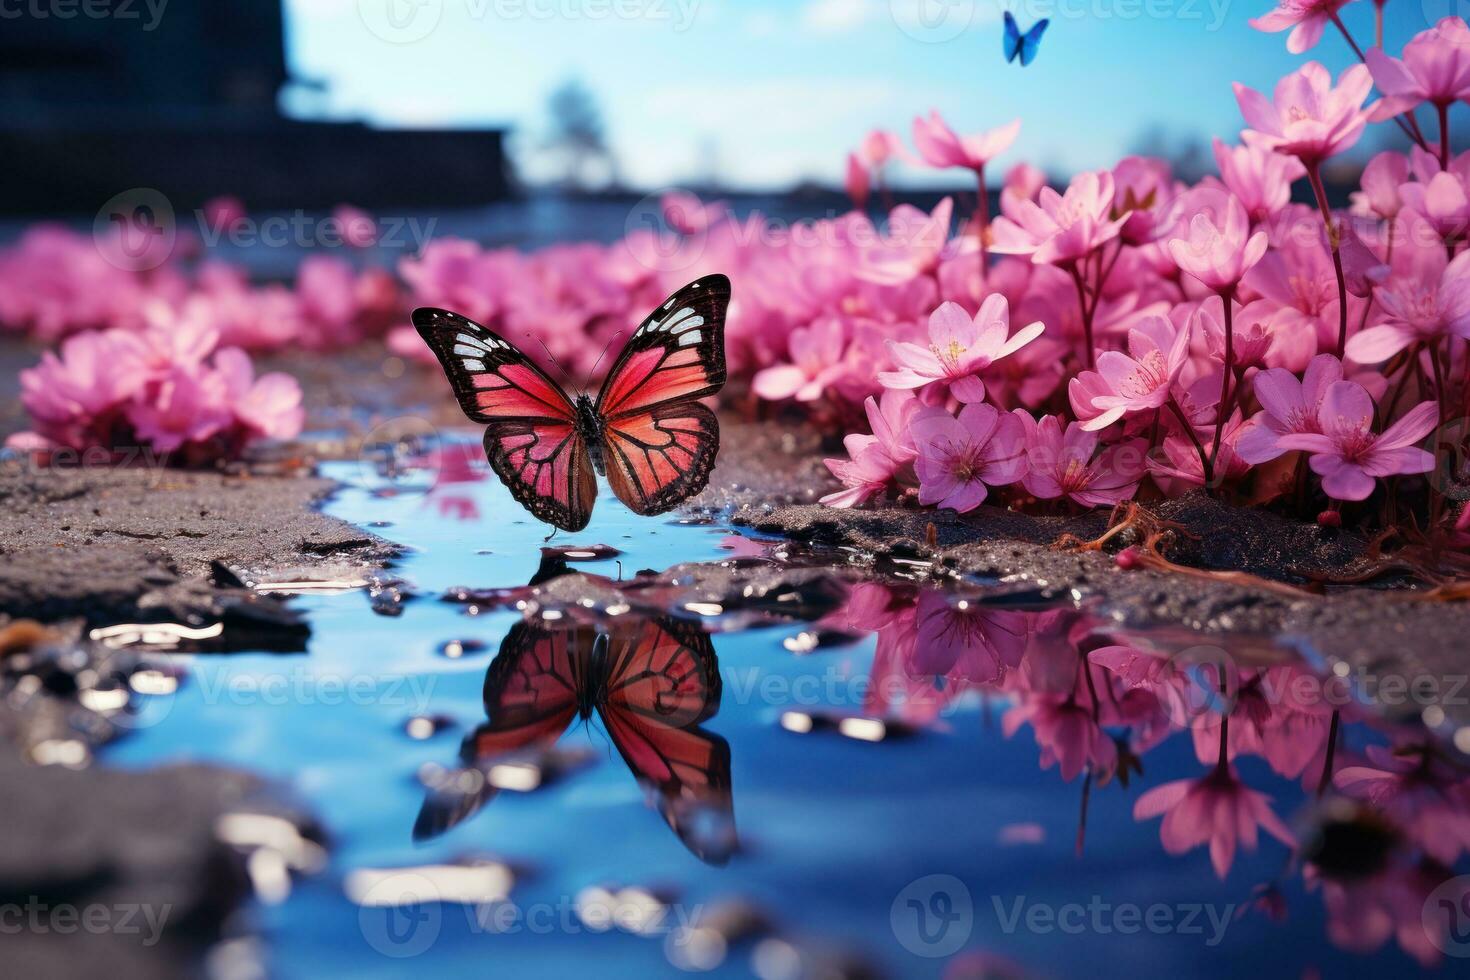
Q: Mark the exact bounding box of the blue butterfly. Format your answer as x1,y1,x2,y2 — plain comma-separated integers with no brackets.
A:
1003,11,1048,66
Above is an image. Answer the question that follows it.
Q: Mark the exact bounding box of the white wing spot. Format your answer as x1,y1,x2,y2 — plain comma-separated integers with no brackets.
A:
462,358,485,371
678,331,701,346
453,344,484,357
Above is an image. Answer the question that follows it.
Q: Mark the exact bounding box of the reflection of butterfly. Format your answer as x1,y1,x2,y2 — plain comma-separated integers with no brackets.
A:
1003,11,1048,66
413,275,730,532
417,614,736,865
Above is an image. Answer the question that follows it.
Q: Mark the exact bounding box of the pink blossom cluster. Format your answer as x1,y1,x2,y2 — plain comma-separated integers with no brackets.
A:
837,581,1470,964
6,305,304,461
815,16,1470,527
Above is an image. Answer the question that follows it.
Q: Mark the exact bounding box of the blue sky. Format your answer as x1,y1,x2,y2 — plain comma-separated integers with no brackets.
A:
282,0,1441,189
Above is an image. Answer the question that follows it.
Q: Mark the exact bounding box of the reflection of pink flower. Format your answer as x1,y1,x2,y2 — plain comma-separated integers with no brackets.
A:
1334,744,1470,865
1134,765,1295,877
1249,0,1352,54
1003,693,1117,782
1277,384,1438,500
1234,62,1373,165
912,403,1026,512
880,297,1043,402
909,591,1027,683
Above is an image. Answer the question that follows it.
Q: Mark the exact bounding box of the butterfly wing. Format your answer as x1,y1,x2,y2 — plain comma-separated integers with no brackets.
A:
595,617,735,864
594,275,728,516
1003,11,1020,62
1020,18,1048,66
413,307,596,531
414,621,588,841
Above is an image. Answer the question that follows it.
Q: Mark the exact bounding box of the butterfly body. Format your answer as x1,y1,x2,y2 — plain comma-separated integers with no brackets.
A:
1003,10,1048,66
415,275,730,532
574,393,608,477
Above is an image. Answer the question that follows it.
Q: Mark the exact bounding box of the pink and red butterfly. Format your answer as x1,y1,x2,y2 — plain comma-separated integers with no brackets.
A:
413,275,730,531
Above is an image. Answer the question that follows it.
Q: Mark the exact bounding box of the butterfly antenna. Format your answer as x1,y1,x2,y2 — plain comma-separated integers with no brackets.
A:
544,526,558,544
528,333,576,391
581,330,625,392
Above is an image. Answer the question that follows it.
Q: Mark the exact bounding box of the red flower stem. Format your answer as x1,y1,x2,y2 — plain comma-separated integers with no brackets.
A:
1315,708,1340,797
1439,102,1451,170
1305,163,1350,359
1374,2,1383,49
1068,264,1096,370
974,165,989,281
1168,397,1214,487
1210,291,1235,474
1332,13,1430,151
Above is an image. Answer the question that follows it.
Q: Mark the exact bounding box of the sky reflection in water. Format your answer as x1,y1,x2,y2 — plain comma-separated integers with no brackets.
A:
104,446,1470,978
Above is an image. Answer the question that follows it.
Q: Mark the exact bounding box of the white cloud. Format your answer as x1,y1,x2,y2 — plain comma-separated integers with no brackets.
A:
800,0,875,35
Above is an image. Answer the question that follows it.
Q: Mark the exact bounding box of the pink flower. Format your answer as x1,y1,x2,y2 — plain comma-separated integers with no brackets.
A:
1249,0,1353,54
990,170,1128,266
753,316,847,402
214,347,305,440
1003,689,1118,782
1212,138,1305,223
1335,744,1470,865
1350,152,1409,219
126,366,231,453
15,329,147,448
1365,17,1470,119
1017,413,1146,506
909,591,1027,684
202,196,247,236
1197,298,1281,370
1167,191,1268,291
1133,765,1295,877
912,403,1026,512
661,191,727,236
1347,246,1470,362
1277,383,1438,500
1069,315,1191,430
331,204,378,248
860,130,904,167
1234,62,1373,165
1001,162,1047,209
880,296,1043,402
911,110,1020,173
821,439,901,509
1236,353,1342,463
1397,170,1470,242
857,198,954,284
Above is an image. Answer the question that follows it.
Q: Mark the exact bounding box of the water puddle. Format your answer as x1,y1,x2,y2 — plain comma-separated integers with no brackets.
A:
99,439,1470,976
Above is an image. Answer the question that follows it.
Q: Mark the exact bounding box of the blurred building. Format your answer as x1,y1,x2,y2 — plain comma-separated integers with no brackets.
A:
0,2,510,215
